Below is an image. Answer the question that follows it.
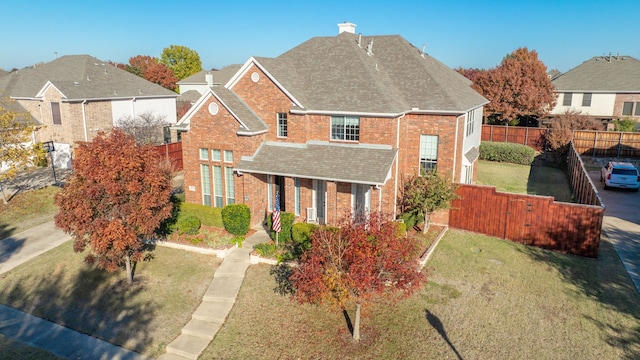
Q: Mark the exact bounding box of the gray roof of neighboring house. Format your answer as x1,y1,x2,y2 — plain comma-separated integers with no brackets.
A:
0,97,40,126
236,141,397,185
253,33,487,114
0,55,178,101
552,55,640,92
178,65,242,86
178,89,202,103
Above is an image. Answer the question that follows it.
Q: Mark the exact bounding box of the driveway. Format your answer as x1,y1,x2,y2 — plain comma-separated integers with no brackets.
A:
589,170,640,292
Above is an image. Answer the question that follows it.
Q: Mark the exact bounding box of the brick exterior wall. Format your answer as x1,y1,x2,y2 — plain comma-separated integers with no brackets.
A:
181,62,472,227
613,93,640,120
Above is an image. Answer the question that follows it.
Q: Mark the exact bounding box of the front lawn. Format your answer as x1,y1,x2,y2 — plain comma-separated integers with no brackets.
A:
0,186,60,239
0,241,221,358
203,229,640,359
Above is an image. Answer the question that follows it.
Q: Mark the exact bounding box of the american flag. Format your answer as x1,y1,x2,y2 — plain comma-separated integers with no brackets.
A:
272,192,281,233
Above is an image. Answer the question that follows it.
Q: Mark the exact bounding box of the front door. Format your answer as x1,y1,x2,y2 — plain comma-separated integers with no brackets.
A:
313,180,326,224
275,176,286,212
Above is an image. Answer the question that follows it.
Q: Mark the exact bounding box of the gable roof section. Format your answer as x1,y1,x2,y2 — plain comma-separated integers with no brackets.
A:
178,65,242,86
553,55,640,92
173,87,267,134
235,141,397,185
239,33,487,115
1,55,177,101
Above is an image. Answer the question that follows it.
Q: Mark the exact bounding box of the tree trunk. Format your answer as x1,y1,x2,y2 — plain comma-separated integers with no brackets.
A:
423,212,431,234
353,302,361,341
125,254,133,284
1,182,7,205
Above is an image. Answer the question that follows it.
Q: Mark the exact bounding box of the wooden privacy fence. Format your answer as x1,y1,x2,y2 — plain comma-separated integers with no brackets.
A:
153,142,183,171
573,130,640,158
567,142,604,207
481,125,547,151
449,184,604,258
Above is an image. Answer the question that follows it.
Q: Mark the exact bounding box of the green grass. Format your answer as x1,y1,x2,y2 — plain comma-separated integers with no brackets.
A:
477,160,574,202
0,241,222,358
202,229,640,359
0,186,60,239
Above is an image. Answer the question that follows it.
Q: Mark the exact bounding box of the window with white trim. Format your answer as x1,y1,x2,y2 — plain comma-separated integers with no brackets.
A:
582,93,592,107
331,116,360,141
211,149,221,161
277,112,288,138
464,164,473,184
352,184,370,221
563,93,573,106
224,167,235,205
466,109,475,137
201,164,211,206
294,178,300,216
213,165,223,208
51,102,61,125
199,148,209,160
224,150,233,163
419,135,438,172
622,102,633,116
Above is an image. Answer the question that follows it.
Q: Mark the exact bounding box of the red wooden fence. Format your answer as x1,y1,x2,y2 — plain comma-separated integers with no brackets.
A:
449,184,603,258
481,125,547,151
153,142,183,171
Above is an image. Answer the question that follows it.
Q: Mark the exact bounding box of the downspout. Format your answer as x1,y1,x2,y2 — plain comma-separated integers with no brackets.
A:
82,100,88,141
393,112,406,220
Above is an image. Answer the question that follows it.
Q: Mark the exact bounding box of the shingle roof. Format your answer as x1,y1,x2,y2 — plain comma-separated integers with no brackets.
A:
0,55,177,101
177,65,242,86
253,33,487,114
552,55,640,92
212,87,268,134
235,141,397,185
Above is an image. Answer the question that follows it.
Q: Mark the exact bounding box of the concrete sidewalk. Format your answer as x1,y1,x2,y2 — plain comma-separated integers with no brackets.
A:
0,221,70,274
158,228,271,360
602,216,640,293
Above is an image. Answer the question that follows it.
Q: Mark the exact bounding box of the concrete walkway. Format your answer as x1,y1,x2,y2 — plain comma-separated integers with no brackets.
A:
158,229,271,360
602,216,640,292
0,221,70,274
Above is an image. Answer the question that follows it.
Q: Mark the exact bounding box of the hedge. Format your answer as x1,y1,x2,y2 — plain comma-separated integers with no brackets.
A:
479,141,536,165
221,204,251,236
265,211,295,243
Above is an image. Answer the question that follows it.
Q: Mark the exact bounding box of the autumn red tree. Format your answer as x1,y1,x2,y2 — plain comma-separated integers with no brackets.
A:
472,47,556,124
54,129,173,284
290,212,426,341
116,55,178,91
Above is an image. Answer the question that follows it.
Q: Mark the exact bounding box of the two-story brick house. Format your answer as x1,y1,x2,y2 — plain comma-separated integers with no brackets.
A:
0,55,178,168
174,23,487,226
549,55,640,125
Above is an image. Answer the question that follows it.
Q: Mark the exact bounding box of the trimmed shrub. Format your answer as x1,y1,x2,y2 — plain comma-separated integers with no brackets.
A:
265,211,295,243
177,215,201,235
291,222,319,254
400,212,419,231
479,141,536,165
221,204,251,236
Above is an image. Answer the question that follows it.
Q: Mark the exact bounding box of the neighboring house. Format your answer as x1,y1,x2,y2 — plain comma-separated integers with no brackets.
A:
549,55,640,124
176,65,242,96
173,23,487,226
0,55,179,168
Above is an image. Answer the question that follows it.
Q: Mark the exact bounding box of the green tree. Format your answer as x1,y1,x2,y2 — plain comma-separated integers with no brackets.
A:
471,47,556,124
0,97,40,204
399,171,458,233
160,45,202,80
613,117,636,132
54,129,173,284
290,212,426,341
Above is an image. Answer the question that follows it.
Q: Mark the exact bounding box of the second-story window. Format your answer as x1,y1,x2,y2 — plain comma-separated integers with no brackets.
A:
563,93,572,106
582,93,592,107
622,102,633,116
277,113,288,138
331,116,360,141
420,134,438,172
51,102,62,125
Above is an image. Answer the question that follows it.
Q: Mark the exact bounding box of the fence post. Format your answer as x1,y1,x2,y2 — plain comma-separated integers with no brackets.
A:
592,131,597,158
618,132,623,158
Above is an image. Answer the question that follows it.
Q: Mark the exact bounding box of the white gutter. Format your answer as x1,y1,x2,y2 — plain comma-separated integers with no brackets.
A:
453,114,462,182
82,100,88,141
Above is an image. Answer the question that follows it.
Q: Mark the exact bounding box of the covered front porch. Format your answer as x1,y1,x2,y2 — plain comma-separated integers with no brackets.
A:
235,140,398,226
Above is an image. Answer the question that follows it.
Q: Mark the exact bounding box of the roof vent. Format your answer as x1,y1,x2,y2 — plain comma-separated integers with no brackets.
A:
366,39,374,56
206,72,213,87
74,81,80,86
338,22,356,34
421,44,426,58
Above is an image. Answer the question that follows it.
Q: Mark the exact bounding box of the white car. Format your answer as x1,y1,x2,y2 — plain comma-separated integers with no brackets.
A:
601,161,640,191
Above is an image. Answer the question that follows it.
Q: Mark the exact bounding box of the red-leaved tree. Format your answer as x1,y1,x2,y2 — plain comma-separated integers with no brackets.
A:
54,129,173,284
290,212,426,341
472,47,556,124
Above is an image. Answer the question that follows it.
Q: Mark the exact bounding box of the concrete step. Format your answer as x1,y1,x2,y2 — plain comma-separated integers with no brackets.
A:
165,334,211,360
203,276,244,302
182,319,222,340
192,300,235,323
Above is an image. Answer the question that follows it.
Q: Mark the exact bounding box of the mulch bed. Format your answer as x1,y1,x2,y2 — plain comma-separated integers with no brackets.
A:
165,225,257,250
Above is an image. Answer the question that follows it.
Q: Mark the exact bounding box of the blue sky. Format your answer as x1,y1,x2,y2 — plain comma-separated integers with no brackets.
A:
2,0,639,73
